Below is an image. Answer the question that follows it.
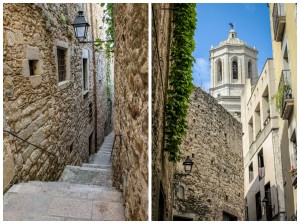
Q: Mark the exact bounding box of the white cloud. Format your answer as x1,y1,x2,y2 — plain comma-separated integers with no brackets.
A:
192,58,210,92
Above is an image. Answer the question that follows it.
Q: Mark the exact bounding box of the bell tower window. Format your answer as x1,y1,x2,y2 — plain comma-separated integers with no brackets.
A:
217,61,222,82
232,61,238,79
248,61,252,78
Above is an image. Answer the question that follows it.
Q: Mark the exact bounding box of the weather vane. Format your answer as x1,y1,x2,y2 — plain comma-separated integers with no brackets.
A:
229,22,234,29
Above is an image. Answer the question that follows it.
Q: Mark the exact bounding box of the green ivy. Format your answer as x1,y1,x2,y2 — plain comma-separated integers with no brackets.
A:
164,4,197,162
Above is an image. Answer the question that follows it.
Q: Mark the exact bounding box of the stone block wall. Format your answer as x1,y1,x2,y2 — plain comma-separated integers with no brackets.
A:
151,3,175,221
113,4,148,221
173,87,244,221
3,3,111,192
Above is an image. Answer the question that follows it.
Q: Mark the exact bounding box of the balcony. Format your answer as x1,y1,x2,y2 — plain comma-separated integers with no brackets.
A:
272,3,286,42
279,70,294,119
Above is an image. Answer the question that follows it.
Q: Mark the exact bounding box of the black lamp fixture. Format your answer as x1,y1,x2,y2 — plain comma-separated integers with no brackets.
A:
72,11,90,41
183,156,194,174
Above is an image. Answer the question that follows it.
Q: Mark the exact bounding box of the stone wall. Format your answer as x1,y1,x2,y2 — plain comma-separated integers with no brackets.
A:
112,4,148,221
173,87,244,221
151,3,175,221
3,3,111,192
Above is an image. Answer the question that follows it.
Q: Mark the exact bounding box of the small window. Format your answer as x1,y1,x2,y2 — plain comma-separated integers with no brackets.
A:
57,48,66,82
232,61,238,79
223,212,237,221
69,143,73,153
89,102,93,123
83,58,88,90
258,149,265,180
29,60,38,76
177,186,184,199
249,162,254,182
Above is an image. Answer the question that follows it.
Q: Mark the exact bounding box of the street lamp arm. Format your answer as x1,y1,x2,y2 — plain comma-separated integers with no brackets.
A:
79,39,114,44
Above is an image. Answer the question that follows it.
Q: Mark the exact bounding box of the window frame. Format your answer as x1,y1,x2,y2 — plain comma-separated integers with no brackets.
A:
57,48,66,82
232,61,238,80
55,40,70,88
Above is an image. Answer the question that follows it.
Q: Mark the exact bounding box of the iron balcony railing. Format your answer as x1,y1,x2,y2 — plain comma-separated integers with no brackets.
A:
279,70,293,117
272,3,286,41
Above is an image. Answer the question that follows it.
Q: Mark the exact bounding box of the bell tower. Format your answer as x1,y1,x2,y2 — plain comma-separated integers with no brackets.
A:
209,27,258,120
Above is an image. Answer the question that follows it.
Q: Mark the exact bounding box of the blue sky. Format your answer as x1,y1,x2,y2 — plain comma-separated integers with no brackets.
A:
192,3,273,92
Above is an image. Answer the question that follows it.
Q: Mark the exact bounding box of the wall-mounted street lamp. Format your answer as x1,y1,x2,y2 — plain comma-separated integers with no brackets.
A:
183,156,194,174
72,11,90,41
72,11,114,46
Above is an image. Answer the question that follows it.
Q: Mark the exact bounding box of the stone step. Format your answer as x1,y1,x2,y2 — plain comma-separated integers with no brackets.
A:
59,165,112,187
82,163,111,169
89,153,112,166
4,181,124,221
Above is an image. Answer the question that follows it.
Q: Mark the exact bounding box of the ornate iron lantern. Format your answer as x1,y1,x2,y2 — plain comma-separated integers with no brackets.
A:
183,156,194,173
72,11,90,40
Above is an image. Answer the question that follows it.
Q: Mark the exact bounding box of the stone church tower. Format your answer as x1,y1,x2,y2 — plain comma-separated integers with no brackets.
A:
209,28,258,119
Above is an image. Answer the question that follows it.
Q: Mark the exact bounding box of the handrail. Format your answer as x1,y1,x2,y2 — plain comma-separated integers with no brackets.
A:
110,133,122,160
3,129,60,194
110,133,123,191
3,129,59,158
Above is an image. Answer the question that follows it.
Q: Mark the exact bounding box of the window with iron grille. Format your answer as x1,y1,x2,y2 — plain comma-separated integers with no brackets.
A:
57,48,66,82
29,60,38,76
89,102,93,123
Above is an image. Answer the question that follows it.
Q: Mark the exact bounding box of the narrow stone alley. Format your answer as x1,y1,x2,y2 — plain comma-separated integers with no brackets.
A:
3,132,125,221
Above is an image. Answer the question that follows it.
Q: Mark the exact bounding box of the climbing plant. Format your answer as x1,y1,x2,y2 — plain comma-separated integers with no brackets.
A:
96,3,114,98
164,4,197,162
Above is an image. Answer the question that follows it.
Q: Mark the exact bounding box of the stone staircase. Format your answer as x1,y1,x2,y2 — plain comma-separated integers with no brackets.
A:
3,132,125,221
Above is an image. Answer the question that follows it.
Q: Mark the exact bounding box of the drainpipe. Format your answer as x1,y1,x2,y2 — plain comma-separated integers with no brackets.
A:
90,3,98,152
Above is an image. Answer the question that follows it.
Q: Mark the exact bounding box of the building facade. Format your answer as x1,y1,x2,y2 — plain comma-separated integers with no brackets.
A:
3,3,112,192
112,4,148,221
151,3,175,221
241,59,288,221
268,3,297,220
209,28,258,120
173,88,244,221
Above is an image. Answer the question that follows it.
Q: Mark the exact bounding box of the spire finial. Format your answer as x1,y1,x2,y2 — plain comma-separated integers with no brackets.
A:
229,22,234,29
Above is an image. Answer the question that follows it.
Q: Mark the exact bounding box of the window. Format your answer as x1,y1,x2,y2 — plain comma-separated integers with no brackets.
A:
248,61,252,78
264,182,273,221
223,212,237,221
258,149,265,180
69,143,74,153
255,191,262,220
249,162,254,182
29,60,38,76
89,102,93,123
232,61,238,79
177,186,184,199
217,61,222,82
290,130,297,169
83,58,88,90
57,48,66,82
